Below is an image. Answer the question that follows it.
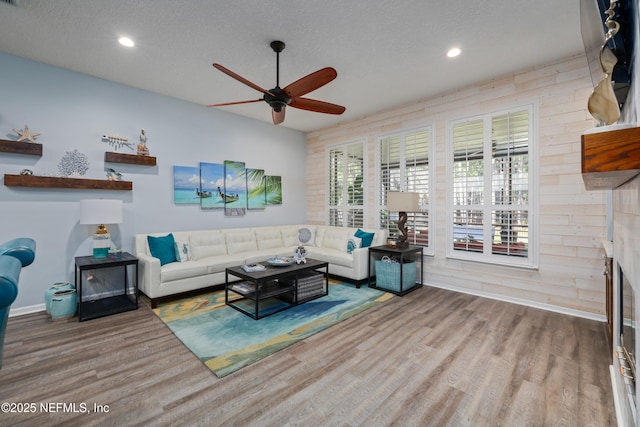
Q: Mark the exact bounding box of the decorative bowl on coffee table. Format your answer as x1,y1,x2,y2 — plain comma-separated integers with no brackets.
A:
267,257,295,267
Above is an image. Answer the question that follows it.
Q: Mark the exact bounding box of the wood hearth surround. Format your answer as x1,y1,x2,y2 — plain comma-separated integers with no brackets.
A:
581,126,640,190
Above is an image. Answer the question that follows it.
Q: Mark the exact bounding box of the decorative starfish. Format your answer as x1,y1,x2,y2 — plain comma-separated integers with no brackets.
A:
13,125,41,143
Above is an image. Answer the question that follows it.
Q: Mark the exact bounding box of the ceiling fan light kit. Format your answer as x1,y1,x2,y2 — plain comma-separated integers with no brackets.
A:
208,40,345,125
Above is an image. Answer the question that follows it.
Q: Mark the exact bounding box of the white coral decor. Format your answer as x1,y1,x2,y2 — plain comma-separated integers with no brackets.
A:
58,149,90,177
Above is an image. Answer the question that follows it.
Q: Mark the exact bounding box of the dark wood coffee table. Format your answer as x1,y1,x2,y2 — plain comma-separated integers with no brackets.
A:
225,258,329,319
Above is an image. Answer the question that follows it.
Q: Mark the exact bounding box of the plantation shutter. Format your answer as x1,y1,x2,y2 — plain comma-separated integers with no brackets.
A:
328,142,364,227
450,107,531,263
405,131,430,246
345,144,364,227
452,119,485,253
328,147,343,226
379,128,431,247
490,110,529,256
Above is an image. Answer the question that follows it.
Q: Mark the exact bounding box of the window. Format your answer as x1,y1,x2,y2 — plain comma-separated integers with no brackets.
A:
449,106,535,267
328,141,365,227
379,127,432,251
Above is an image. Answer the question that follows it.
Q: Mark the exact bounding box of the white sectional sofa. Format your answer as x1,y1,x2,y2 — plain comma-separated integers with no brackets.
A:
134,225,388,307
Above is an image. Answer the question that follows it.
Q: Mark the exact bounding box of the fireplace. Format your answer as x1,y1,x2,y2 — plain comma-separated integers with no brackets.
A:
614,263,637,423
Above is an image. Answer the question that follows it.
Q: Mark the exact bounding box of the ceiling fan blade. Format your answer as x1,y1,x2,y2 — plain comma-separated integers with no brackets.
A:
283,67,337,98
272,108,286,125
289,97,346,115
207,99,263,107
213,63,274,97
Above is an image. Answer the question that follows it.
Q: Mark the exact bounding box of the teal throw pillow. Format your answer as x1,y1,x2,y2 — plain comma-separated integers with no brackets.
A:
355,229,375,248
147,233,178,266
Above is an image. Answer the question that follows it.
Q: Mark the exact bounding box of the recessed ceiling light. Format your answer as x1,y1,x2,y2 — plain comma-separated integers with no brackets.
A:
447,47,461,58
118,37,135,48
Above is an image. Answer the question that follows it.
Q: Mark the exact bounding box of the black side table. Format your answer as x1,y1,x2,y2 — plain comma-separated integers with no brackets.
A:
368,245,423,295
74,252,138,321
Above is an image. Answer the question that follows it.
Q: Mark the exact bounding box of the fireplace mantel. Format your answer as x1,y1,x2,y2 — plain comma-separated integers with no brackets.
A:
582,126,640,190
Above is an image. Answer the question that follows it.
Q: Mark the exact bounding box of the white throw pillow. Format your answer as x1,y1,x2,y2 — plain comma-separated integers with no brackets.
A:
347,236,362,254
174,241,191,262
297,226,317,246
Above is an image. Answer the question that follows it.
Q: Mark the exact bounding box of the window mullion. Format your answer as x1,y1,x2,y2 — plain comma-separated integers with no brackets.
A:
399,133,407,191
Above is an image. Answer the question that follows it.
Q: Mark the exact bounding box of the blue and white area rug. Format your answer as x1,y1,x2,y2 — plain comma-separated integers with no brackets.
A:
152,281,393,378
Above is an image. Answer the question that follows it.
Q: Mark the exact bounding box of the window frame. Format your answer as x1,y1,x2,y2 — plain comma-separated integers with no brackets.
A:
446,103,538,269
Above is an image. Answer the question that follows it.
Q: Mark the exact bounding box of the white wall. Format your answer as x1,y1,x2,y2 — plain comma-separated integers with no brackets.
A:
0,52,307,311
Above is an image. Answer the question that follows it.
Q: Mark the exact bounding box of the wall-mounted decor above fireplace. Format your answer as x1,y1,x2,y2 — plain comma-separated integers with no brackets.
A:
580,0,636,118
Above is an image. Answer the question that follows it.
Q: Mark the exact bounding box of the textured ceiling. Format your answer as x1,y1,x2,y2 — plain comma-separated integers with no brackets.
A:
0,0,586,132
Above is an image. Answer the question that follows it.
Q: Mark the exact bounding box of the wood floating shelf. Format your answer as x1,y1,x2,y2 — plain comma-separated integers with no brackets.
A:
582,126,640,190
4,174,132,191
0,139,43,156
105,151,156,166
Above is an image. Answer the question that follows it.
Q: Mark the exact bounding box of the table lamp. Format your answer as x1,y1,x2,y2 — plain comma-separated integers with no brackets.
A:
387,191,419,248
79,199,123,258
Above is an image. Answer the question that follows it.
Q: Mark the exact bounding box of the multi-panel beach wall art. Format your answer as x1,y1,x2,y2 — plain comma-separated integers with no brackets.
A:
173,160,282,217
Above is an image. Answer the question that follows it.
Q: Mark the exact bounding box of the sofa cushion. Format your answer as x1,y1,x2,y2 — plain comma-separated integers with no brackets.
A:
322,228,349,252
281,226,299,247
147,233,178,266
190,231,227,260
307,247,353,268
160,260,208,282
255,228,284,250
224,229,258,255
243,250,282,265
198,254,246,274
314,227,325,247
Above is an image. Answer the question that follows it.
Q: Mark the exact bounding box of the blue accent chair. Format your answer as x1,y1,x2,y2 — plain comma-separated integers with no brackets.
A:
0,238,36,267
0,238,36,368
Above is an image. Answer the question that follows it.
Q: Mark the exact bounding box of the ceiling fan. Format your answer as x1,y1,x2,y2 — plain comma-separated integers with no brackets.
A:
208,40,345,125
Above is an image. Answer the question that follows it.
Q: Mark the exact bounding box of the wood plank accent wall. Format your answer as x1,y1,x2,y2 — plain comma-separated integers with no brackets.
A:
306,55,608,316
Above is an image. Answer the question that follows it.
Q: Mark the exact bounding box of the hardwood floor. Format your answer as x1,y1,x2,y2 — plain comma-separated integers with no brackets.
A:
0,286,616,426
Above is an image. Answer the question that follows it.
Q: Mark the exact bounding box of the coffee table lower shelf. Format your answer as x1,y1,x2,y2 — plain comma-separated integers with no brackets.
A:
225,259,329,320
227,281,297,319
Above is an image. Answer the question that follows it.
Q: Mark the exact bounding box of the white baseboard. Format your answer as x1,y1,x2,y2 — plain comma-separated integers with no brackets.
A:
424,281,606,322
8,283,605,322
9,287,135,318
9,303,45,317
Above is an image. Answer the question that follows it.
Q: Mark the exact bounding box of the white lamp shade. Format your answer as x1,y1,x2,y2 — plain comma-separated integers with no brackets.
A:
387,192,420,212
79,199,123,225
